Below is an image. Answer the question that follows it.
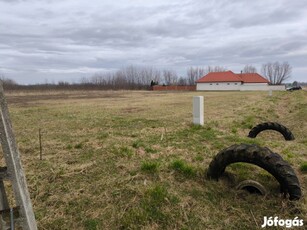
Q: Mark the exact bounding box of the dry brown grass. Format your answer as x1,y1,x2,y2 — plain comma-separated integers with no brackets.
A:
1,89,306,229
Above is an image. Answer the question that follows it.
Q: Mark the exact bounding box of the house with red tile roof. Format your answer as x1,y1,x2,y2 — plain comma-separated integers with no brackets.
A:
196,71,284,91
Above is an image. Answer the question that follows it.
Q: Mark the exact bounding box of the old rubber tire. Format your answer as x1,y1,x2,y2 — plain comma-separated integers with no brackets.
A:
248,122,295,140
236,179,267,196
207,144,301,200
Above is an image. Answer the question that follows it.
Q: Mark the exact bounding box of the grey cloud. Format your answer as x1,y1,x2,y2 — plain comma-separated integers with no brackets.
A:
0,0,307,83
228,1,306,28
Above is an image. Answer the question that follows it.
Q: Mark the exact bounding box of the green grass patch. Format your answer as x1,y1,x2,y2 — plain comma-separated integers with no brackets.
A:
194,154,204,162
141,161,159,173
240,115,255,129
300,162,307,173
132,140,145,148
170,159,197,178
84,219,99,230
74,143,83,149
144,146,157,153
120,184,179,229
113,146,134,158
97,131,109,139
80,150,95,161
231,127,238,134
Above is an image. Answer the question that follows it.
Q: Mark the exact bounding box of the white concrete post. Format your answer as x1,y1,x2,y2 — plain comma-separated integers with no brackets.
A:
269,89,272,96
193,96,204,125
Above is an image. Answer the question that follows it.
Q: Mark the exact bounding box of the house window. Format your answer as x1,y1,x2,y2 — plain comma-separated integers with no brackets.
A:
227,83,230,85
235,83,237,85
216,83,219,85
210,83,212,85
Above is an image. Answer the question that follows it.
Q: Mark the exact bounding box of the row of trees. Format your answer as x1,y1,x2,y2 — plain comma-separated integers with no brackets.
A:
80,66,162,90
1,62,293,90
79,65,230,89
80,62,291,88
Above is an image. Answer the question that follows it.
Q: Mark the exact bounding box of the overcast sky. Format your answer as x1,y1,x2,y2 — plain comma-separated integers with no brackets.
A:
0,0,306,84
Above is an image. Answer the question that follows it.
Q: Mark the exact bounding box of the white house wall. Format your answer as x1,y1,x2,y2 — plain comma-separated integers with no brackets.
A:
267,85,286,91
243,83,267,86
196,83,285,91
240,84,285,91
196,82,241,91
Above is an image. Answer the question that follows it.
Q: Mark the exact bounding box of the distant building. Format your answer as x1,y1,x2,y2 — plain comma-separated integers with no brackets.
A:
196,71,284,91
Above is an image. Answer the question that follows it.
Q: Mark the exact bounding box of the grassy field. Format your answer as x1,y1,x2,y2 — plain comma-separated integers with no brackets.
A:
1,89,306,229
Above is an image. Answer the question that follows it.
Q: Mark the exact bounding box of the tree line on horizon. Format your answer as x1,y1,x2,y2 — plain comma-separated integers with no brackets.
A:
1,62,302,90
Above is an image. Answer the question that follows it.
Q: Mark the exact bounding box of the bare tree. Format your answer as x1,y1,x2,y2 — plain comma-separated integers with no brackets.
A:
177,77,187,86
139,67,161,86
80,77,90,84
163,70,178,85
187,67,205,85
113,70,127,89
261,62,292,85
124,65,138,87
80,65,162,89
0,75,18,86
205,65,227,73
186,66,227,85
243,65,257,73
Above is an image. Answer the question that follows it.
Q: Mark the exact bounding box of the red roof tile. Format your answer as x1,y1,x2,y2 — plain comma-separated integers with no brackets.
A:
196,71,242,83
196,71,269,84
238,73,269,83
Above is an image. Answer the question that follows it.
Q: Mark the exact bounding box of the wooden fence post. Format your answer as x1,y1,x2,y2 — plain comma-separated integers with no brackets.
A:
0,83,37,230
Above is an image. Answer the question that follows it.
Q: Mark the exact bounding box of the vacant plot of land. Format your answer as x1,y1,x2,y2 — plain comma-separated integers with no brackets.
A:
1,90,306,229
